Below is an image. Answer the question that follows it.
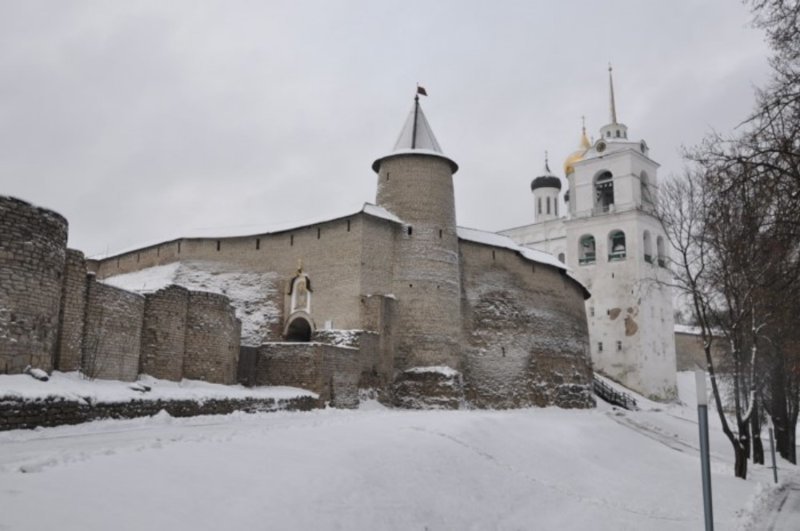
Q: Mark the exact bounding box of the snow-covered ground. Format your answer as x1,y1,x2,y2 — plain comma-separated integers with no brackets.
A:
0,372,796,530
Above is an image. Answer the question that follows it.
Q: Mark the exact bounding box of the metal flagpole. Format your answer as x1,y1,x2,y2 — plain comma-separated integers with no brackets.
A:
696,371,714,530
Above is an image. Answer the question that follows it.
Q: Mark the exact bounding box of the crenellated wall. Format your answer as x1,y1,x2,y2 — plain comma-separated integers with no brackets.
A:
55,249,89,371
0,196,68,374
184,291,241,384
141,285,189,380
460,240,594,409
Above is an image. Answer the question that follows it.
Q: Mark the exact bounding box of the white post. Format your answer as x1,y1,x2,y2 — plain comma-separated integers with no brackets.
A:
696,371,714,531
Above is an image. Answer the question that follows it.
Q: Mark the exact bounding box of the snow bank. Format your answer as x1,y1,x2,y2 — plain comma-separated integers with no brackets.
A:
0,371,316,404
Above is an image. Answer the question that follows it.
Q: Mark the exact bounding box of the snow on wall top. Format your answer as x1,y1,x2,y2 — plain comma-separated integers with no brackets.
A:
102,261,279,347
90,203,403,260
457,226,567,271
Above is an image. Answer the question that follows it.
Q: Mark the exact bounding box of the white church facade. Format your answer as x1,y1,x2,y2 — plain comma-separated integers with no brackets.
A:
501,68,677,400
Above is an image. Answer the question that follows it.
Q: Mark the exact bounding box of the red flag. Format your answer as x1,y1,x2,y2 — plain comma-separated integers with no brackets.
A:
417,85,428,96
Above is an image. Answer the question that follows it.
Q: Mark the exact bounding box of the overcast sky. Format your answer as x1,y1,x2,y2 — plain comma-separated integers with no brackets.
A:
1,1,772,257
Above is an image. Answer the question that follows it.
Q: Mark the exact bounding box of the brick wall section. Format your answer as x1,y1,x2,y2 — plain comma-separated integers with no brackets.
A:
82,278,145,381
141,285,189,380
184,291,240,384
0,196,68,374
55,249,88,371
0,395,319,431
358,295,397,389
460,240,594,409
254,343,359,408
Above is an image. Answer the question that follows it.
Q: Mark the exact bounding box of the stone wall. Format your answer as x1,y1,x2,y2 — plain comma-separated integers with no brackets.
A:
55,249,88,371
94,213,374,338
675,331,727,372
254,343,359,408
83,279,145,382
0,196,68,374
460,240,594,409
184,291,240,384
0,394,319,431
141,285,189,380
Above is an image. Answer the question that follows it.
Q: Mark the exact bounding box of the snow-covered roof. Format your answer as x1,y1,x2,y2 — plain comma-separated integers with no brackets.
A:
457,226,590,298
91,203,402,260
372,100,458,173
457,226,566,270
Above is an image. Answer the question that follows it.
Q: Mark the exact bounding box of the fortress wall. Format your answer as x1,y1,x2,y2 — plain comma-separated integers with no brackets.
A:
460,240,594,409
96,214,372,336
184,291,240,384
82,278,145,381
55,249,89,371
0,196,68,374
254,343,359,408
358,295,396,389
141,285,189,380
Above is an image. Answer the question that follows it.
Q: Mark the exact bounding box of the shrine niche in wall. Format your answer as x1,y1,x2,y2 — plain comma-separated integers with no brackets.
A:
284,261,314,341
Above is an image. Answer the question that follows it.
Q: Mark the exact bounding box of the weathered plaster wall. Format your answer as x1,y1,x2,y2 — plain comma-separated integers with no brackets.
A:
184,291,240,384
0,197,68,374
83,278,145,382
55,249,88,371
460,240,594,409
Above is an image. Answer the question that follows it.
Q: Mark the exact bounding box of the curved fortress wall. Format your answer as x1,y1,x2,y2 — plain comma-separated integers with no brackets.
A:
56,249,89,371
184,291,240,384
460,240,594,409
375,154,462,371
141,285,190,381
0,197,68,373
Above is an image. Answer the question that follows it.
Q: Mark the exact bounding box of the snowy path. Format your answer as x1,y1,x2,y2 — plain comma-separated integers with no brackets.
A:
762,479,800,530
0,404,773,530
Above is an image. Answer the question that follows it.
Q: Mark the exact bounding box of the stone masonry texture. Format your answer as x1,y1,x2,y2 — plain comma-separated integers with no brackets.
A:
0,196,68,374
55,249,88,371
141,285,189,381
460,241,594,409
184,291,240,384
82,278,145,382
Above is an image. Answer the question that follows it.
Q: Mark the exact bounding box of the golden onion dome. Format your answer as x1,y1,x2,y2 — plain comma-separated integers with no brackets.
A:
563,125,591,175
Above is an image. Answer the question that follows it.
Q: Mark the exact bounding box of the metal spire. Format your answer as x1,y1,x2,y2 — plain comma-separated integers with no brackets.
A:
544,150,551,174
411,90,419,149
608,63,618,124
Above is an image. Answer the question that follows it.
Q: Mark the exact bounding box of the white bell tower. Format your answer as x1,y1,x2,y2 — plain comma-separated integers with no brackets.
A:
563,66,677,399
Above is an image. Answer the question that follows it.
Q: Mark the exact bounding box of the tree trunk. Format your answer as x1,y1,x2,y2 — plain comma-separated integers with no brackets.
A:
751,403,764,464
734,444,748,479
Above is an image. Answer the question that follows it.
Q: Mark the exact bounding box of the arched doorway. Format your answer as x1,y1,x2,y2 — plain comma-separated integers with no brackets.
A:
285,315,312,342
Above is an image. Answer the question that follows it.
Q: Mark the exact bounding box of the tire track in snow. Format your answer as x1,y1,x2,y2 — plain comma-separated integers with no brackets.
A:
406,425,696,523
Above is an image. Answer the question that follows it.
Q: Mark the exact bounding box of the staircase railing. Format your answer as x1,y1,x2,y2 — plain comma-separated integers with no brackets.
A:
593,376,638,410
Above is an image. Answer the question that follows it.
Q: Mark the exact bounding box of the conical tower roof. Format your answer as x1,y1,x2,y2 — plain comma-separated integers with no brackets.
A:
372,96,458,173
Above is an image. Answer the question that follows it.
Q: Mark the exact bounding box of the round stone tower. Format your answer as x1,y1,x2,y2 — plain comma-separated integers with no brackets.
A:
372,95,463,377
0,196,68,374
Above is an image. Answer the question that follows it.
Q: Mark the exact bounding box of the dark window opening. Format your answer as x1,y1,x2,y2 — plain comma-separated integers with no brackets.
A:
407,226,412,236
216,240,221,251
137,253,140,263
501,347,506,357
317,227,321,239
492,250,496,260
157,247,160,257
547,197,551,214
595,171,614,212
598,342,603,352
617,340,622,351
256,238,261,250
290,235,294,246
439,229,443,238
347,220,351,232
177,242,181,254
386,172,390,181
537,197,542,215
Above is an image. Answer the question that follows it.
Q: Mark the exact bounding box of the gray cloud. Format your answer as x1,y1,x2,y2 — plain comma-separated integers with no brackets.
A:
0,0,771,256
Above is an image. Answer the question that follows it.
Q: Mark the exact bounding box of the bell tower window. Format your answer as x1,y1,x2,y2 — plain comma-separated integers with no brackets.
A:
579,235,596,265
595,171,614,212
608,230,626,261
